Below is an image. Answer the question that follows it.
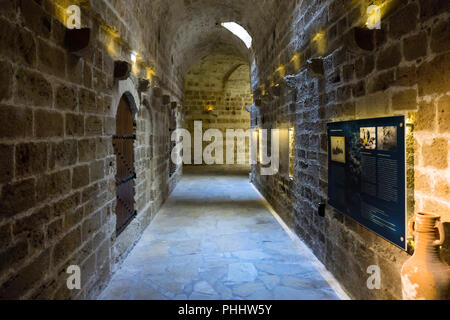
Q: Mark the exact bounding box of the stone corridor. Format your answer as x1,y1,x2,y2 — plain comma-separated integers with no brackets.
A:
1,0,449,301
99,167,344,300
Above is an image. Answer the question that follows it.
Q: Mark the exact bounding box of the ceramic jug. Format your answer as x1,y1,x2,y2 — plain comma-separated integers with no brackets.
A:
401,212,450,300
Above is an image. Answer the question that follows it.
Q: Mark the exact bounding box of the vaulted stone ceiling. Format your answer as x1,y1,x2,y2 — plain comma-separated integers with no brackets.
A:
147,0,280,75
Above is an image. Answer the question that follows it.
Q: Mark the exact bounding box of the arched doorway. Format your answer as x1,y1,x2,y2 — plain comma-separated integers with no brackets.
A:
169,108,177,177
113,95,137,235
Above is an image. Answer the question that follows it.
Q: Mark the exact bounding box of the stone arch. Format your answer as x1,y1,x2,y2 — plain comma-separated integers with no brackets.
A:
135,104,153,211
224,64,251,95
138,101,153,160
140,96,156,167
112,78,140,118
222,63,245,90
141,97,155,134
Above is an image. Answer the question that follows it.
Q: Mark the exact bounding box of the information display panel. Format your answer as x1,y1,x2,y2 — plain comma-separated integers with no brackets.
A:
327,116,406,249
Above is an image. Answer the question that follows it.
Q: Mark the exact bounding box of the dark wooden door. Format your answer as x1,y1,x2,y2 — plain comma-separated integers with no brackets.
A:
113,97,136,235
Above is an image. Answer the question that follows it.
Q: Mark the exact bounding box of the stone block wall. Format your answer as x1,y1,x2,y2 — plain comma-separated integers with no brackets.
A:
0,0,448,301
0,0,181,299
250,0,450,299
184,54,253,165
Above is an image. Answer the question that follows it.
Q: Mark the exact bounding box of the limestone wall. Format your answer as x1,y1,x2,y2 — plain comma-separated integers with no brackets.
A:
0,0,448,301
0,0,181,299
184,54,253,166
250,0,450,299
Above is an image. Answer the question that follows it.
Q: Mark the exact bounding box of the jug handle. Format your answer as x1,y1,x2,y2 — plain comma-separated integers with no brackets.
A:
433,221,445,247
408,215,416,236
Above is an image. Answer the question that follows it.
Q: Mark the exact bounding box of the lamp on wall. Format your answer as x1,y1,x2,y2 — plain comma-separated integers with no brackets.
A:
138,78,151,92
306,58,324,77
162,95,171,105
64,28,91,57
150,75,162,98
152,87,162,98
269,83,282,97
345,27,378,53
205,105,218,118
114,60,131,80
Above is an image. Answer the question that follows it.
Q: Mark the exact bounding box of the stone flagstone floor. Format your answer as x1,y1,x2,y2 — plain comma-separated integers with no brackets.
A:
99,167,343,300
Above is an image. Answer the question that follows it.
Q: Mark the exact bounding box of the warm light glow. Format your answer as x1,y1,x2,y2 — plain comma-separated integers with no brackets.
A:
289,127,295,179
269,77,275,88
51,0,87,28
260,84,266,96
291,53,301,71
258,128,263,164
146,67,156,85
206,105,215,112
364,1,398,28
312,31,324,42
132,63,140,76
131,52,141,76
101,24,121,58
102,24,121,39
406,117,413,125
275,65,286,78
312,31,326,55
252,129,260,164
52,2,71,27
106,38,118,58
221,22,253,48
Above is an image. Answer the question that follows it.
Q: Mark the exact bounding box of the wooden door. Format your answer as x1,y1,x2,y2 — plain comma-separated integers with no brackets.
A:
113,97,136,235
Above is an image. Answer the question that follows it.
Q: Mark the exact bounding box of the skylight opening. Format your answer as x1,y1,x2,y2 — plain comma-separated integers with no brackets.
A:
221,22,252,49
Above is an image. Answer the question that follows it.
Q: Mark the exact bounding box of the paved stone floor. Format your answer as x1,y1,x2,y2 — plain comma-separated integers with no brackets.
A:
99,167,342,300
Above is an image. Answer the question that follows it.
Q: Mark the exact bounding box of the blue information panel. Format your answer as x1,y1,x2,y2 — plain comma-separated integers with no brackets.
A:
327,116,406,249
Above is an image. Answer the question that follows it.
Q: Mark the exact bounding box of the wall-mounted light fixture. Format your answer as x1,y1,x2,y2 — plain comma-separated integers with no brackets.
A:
306,58,324,77
205,105,218,118
64,28,91,57
260,84,266,96
138,78,150,92
152,86,162,98
114,60,131,80
269,83,282,97
344,26,382,54
162,95,171,105
275,65,286,78
146,67,156,85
